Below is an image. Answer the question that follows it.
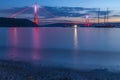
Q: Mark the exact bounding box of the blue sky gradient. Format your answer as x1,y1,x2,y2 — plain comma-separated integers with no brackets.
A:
0,0,120,9
0,0,120,23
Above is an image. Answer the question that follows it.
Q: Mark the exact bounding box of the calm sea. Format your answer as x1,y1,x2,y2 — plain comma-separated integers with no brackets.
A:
0,27,120,70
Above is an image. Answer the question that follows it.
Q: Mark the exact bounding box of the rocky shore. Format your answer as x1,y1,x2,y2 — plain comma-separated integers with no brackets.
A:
0,60,120,80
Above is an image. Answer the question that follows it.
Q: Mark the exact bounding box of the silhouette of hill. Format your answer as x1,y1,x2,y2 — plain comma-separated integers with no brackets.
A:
0,17,38,27
40,23,86,27
40,23,77,27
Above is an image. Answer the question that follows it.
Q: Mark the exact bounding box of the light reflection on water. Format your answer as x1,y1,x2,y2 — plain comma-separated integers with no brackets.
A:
32,28,41,64
0,27,120,70
9,28,17,46
8,28,17,60
74,27,78,49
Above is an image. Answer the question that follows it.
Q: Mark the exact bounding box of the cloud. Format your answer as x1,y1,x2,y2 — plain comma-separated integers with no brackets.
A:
0,6,115,20
88,10,112,16
0,7,31,14
111,15,120,17
44,6,98,17
0,6,100,18
0,6,55,18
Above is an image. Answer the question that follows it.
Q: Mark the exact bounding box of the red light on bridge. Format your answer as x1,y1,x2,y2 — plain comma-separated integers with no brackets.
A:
85,15,91,27
34,3,39,25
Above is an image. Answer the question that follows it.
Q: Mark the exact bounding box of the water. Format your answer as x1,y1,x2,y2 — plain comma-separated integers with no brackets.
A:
0,27,120,70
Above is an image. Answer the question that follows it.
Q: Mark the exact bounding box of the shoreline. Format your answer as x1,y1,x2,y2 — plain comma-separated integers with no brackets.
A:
0,60,120,80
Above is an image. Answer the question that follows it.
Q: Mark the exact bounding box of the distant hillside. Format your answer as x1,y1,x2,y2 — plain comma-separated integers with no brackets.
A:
40,23,74,27
0,17,38,27
40,23,88,27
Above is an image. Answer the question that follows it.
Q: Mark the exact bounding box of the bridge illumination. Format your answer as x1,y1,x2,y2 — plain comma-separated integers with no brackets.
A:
34,3,39,25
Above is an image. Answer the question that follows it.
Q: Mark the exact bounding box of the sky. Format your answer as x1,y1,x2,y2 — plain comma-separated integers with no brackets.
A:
0,0,120,9
0,0,120,23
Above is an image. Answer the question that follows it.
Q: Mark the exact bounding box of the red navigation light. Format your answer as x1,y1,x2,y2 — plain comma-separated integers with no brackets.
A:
85,15,91,27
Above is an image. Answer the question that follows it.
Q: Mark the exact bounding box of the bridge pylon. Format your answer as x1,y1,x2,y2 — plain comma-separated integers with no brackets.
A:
34,3,39,25
85,15,90,27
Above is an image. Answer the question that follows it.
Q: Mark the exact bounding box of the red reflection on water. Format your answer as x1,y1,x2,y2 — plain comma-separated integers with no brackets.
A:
33,27,40,48
9,28,17,46
8,48,18,60
9,28,18,60
32,27,40,62
32,49,40,62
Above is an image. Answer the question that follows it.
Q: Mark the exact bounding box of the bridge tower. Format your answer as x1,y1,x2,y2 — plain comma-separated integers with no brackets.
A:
34,3,39,25
85,15,90,27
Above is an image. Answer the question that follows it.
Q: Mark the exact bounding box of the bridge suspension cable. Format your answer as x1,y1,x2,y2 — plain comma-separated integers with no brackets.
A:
9,7,32,18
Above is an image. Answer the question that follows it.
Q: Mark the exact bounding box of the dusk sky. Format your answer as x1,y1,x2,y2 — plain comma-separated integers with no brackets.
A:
0,0,120,23
0,0,120,9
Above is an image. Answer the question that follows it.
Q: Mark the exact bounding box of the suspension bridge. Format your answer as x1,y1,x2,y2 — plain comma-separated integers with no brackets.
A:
8,3,90,26
8,3,57,25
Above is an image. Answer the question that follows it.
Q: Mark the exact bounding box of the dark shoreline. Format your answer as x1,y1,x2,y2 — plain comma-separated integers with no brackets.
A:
0,60,120,80
0,17,119,28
